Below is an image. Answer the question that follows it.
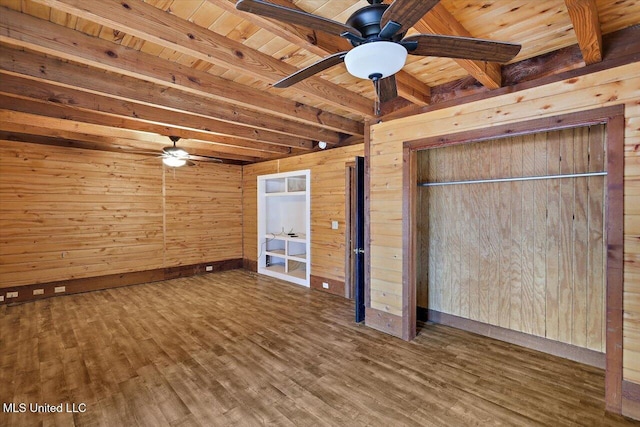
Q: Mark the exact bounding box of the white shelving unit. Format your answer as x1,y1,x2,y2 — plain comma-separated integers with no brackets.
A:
257,170,310,287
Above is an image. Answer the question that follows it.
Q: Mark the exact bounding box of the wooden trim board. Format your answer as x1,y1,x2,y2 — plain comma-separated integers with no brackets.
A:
364,120,372,310
365,307,403,337
402,146,417,341
427,309,605,369
0,259,242,305
402,104,625,413
622,381,640,420
243,258,258,272
310,275,345,297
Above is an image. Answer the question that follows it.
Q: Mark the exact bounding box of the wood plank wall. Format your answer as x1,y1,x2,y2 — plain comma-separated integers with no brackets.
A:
417,126,606,352
0,139,242,289
242,144,364,288
368,62,639,394
164,162,242,267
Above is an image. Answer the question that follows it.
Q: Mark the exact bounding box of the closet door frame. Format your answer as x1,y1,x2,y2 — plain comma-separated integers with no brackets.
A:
402,104,625,412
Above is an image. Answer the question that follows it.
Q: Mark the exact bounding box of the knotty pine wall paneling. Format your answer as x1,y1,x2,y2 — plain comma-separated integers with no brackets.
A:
0,139,242,296
242,144,364,294
164,163,242,266
368,62,639,418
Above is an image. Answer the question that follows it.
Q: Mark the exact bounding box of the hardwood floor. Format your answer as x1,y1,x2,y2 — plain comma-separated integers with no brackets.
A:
1,269,637,426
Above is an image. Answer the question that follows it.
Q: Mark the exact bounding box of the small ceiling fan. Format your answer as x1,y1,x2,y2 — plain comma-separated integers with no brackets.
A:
153,136,222,167
236,0,521,101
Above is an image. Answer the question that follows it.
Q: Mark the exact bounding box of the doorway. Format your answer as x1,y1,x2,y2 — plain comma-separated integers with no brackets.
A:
346,156,365,322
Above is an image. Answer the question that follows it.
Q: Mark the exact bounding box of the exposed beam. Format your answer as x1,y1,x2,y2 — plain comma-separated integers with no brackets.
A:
0,45,339,145
0,7,363,137
0,112,270,163
0,131,262,164
0,95,292,156
411,3,503,89
393,72,431,105
564,0,603,64
217,0,431,106
30,0,375,116
0,72,313,149
381,25,640,121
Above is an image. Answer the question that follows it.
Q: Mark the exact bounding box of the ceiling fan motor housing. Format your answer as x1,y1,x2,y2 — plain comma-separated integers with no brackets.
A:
346,4,404,45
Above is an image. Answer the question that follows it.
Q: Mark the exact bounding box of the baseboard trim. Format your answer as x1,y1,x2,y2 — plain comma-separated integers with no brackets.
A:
243,258,257,272
427,309,605,369
1,258,243,305
310,275,346,297
622,380,640,421
365,307,402,338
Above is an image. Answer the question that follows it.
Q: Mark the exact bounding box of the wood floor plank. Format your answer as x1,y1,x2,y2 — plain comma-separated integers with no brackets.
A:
1,270,638,426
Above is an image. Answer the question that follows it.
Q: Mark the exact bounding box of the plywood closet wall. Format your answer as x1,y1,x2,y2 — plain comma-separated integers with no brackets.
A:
417,125,606,351
0,139,242,288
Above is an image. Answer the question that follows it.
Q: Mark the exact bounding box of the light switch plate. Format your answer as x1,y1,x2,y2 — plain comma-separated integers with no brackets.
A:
331,221,338,230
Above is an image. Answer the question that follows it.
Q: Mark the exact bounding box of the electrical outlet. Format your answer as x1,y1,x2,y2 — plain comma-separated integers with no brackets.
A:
6,291,18,299
54,286,66,293
322,282,329,289
33,289,44,296
205,265,213,272
331,221,339,230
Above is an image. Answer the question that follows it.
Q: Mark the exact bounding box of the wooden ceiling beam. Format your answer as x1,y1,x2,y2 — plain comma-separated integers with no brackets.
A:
381,25,640,121
564,0,603,64
0,45,340,145
411,3,503,89
0,7,363,137
0,72,314,149
0,131,261,164
0,131,264,164
217,0,431,106
0,109,274,162
29,0,375,116
0,95,291,155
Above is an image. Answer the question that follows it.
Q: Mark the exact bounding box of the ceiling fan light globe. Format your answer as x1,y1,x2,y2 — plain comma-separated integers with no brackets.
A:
344,41,407,80
162,157,187,167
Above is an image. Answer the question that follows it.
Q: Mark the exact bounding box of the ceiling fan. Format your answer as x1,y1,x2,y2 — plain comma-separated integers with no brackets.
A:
152,136,223,167
236,0,521,103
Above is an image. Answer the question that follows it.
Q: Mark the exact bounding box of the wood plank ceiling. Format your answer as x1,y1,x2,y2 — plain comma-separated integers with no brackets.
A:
0,0,638,164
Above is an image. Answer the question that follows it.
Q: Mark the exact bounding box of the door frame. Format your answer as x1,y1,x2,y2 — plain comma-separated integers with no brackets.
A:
402,105,625,413
345,161,356,299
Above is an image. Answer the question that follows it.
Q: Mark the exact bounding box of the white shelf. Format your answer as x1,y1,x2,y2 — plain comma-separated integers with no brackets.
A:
289,253,307,261
265,233,306,243
265,249,285,256
258,170,310,287
265,191,306,197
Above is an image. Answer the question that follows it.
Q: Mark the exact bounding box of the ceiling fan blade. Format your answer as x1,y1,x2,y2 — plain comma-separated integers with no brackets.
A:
273,51,347,88
375,75,398,103
236,0,361,37
134,155,163,162
381,0,439,35
404,34,521,63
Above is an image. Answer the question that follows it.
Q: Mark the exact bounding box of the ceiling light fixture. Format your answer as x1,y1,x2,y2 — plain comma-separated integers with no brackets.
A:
162,156,187,167
162,139,189,167
344,41,407,81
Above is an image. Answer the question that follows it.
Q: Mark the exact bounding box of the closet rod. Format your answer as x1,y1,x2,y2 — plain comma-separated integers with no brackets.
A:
418,171,606,187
